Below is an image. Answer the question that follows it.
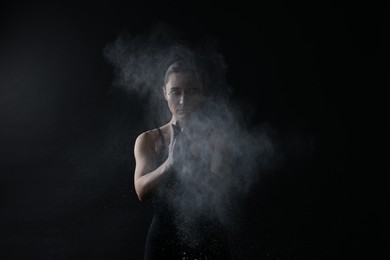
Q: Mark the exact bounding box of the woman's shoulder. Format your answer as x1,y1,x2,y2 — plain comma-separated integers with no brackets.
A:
135,124,169,147
209,128,229,141
209,128,232,148
135,128,159,144
134,125,170,156
133,129,159,157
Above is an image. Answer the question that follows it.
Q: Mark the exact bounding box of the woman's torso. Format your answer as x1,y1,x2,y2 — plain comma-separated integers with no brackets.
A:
146,124,231,259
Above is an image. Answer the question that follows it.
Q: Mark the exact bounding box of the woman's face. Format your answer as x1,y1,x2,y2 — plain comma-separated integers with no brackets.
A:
163,72,203,122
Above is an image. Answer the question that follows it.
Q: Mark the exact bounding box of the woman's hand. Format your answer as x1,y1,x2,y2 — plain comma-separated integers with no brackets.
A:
167,123,189,172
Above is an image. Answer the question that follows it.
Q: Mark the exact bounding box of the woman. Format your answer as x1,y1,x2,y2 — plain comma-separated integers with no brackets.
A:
134,60,233,259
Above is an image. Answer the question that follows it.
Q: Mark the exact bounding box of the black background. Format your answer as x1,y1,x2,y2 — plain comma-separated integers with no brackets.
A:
0,1,387,259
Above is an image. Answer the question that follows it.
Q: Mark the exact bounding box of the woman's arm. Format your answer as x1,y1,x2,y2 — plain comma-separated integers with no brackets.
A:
201,130,234,193
210,130,233,179
134,125,184,201
133,132,173,201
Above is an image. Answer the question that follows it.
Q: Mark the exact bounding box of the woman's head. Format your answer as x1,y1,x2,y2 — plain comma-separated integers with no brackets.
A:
163,61,205,123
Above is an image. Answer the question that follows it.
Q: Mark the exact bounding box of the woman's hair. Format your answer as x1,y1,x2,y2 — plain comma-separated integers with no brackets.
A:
162,47,230,100
163,60,203,85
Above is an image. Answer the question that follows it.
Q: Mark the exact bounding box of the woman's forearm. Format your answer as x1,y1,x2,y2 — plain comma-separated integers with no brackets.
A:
135,159,172,201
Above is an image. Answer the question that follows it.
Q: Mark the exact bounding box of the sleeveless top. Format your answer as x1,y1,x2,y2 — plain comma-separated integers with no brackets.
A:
145,126,231,259
155,127,168,166
153,127,213,222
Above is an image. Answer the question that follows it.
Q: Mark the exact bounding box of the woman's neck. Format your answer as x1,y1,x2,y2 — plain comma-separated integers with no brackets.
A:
169,117,186,129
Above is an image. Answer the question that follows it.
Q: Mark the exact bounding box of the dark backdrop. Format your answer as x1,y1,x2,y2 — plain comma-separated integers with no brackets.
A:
0,1,387,259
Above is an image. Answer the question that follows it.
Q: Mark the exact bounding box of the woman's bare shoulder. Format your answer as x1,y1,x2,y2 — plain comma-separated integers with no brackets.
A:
135,122,171,146
134,129,160,149
210,128,229,141
134,124,171,159
209,128,233,149
134,129,158,149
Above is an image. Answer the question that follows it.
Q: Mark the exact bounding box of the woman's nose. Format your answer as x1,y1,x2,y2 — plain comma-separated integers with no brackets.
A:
179,94,184,105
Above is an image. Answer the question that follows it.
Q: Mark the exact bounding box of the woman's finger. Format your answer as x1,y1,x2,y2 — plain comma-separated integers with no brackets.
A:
172,123,182,138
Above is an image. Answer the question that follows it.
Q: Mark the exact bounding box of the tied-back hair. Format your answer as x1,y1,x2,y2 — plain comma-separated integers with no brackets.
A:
162,45,231,102
163,60,204,86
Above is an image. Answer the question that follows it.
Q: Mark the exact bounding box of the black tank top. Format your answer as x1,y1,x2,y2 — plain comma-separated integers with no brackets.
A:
146,126,231,259
156,127,167,165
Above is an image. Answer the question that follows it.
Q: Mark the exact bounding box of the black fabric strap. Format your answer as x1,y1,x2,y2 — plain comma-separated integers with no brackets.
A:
157,127,166,149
